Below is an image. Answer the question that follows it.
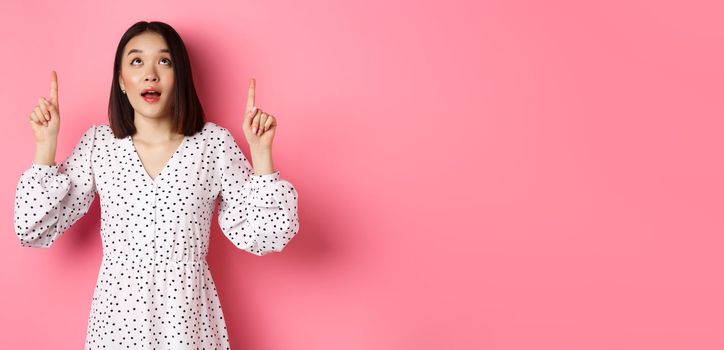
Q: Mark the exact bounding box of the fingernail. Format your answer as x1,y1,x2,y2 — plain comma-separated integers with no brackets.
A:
252,127,257,133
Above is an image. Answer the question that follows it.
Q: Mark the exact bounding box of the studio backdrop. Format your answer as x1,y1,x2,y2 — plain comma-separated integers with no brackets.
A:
1,0,723,349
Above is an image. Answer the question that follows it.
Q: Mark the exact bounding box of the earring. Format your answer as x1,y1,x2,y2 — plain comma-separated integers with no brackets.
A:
122,89,126,94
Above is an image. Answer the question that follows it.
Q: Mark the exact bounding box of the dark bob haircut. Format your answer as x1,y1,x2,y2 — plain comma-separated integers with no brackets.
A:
108,21,205,138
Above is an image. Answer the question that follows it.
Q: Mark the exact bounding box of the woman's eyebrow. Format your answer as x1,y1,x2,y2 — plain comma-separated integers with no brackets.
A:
127,48,170,56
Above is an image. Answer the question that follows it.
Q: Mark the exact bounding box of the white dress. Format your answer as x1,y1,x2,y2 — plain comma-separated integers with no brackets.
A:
13,121,300,349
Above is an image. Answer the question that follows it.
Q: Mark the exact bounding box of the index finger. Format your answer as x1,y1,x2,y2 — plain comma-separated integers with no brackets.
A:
49,70,59,106
245,78,255,114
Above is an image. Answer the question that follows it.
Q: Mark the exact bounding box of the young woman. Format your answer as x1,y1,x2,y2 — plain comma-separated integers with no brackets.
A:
14,21,300,349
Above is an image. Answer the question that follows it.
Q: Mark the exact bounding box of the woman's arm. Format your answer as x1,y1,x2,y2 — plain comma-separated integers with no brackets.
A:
216,127,300,256
14,125,98,248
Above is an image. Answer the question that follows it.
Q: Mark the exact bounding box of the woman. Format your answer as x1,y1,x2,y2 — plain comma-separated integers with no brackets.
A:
14,20,300,349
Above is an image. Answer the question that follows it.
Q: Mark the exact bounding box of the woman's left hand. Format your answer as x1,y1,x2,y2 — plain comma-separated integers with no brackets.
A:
242,78,276,149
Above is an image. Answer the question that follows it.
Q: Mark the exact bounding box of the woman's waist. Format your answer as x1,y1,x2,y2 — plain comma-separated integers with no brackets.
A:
101,253,209,266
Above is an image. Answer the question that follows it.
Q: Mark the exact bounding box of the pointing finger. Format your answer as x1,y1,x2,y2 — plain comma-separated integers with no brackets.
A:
245,78,255,114
50,70,59,107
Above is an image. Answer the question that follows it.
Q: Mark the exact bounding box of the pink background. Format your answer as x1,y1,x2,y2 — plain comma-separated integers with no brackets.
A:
1,0,723,349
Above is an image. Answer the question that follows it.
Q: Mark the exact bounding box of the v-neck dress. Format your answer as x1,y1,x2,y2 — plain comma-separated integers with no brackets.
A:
13,121,300,349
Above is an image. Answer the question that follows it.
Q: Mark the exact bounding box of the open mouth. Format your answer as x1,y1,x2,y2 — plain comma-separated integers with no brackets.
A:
141,91,161,103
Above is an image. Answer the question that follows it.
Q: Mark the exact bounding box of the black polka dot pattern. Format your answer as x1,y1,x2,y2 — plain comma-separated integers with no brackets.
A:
13,121,300,349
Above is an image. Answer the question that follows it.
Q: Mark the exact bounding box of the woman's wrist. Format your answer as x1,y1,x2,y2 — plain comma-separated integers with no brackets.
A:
250,147,274,175
34,141,57,166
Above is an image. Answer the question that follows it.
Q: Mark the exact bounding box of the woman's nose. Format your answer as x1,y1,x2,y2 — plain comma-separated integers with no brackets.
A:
144,69,159,81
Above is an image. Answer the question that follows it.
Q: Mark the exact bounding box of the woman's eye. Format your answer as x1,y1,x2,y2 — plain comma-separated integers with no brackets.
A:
130,58,172,65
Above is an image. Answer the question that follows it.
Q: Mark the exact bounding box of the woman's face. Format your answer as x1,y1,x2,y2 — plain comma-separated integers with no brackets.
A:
118,32,175,120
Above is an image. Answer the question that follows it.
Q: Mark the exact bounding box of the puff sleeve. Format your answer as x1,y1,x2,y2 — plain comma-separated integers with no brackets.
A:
215,127,300,256
13,124,98,248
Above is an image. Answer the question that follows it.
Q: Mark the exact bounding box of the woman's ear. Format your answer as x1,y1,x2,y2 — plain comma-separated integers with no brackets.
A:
118,76,125,92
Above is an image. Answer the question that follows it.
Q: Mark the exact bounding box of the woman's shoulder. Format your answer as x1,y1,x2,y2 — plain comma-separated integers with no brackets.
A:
203,121,227,133
88,124,117,146
92,123,113,137
201,121,236,141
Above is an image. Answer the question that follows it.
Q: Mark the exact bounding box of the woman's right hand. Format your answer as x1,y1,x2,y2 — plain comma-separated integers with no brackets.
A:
28,71,61,144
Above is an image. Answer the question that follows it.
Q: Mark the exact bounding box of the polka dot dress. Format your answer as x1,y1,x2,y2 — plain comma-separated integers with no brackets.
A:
13,121,300,349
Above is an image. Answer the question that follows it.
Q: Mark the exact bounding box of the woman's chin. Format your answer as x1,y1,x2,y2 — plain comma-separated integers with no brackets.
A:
133,105,171,119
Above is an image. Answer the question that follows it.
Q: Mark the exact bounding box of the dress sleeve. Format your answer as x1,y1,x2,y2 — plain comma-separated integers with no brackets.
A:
216,127,300,256
13,124,98,248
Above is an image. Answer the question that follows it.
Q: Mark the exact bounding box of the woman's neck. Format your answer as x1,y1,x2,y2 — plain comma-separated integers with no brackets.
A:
132,114,182,142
